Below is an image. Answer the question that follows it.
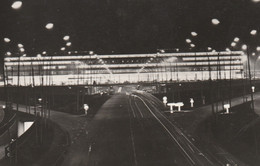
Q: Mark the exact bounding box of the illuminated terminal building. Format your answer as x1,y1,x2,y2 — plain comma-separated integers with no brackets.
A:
3,51,245,86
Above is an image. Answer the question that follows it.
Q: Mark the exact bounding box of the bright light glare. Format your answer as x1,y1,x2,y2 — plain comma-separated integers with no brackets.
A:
11,1,22,9
45,23,54,30
4,38,10,43
252,52,256,56
37,54,42,58
226,48,231,52
186,39,191,43
242,44,247,50
60,47,65,51
190,43,195,48
6,52,11,56
257,46,260,51
207,47,212,51
234,37,240,42
18,43,23,48
20,48,25,52
211,18,220,25
250,30,257,35
231,42,236,47
66,42,72,47
42,51,46,55
191,32,198,36
63,35,70,41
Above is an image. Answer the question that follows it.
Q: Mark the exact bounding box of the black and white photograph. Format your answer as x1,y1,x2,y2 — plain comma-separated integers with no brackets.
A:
0,0,260,165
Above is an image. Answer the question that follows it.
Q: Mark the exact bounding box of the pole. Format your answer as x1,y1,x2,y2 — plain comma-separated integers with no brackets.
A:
246,48,254,111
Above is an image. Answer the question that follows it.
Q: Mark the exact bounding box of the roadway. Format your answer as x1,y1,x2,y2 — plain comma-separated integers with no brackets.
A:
62,89,223,166
69,93,190,166
1,89,258,165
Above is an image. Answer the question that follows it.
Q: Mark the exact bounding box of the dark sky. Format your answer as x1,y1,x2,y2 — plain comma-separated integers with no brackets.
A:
0,0,260,63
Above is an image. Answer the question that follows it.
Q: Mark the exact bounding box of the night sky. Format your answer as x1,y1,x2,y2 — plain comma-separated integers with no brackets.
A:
0,0,260,64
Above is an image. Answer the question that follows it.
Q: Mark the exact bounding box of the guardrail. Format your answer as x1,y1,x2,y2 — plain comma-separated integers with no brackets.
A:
4,119,35,163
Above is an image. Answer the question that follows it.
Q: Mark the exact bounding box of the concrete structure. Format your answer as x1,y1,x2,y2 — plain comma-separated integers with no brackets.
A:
3,51,244,86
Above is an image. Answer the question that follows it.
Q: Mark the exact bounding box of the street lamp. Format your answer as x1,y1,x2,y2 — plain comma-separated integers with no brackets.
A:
242,31,256,110
4,38,11,43
20,48,25,52
186,39,191,43
191,32,198,37
11,1,22,10
66,42,72,47
63,35,70,41
250,30,257,35
211,18,220,25
45,23,54,30
18,43,23,48
6,52,12,56
234,37,240,42
231,42,236,47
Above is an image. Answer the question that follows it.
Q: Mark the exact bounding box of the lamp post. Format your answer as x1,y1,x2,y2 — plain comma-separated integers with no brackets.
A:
242,44,254,111
254,47,260,80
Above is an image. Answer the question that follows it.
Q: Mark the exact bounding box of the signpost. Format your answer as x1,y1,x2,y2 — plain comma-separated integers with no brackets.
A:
84,104,89,115
252,86,255,93
167,102,184,112
163,96,167,106
190,98,194,108
224,104,230,114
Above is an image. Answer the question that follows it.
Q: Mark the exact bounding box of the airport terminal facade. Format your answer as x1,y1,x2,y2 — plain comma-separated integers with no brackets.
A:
3,51,245,86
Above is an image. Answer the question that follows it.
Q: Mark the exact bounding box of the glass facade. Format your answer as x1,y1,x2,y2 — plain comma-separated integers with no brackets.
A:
4,51,244,86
